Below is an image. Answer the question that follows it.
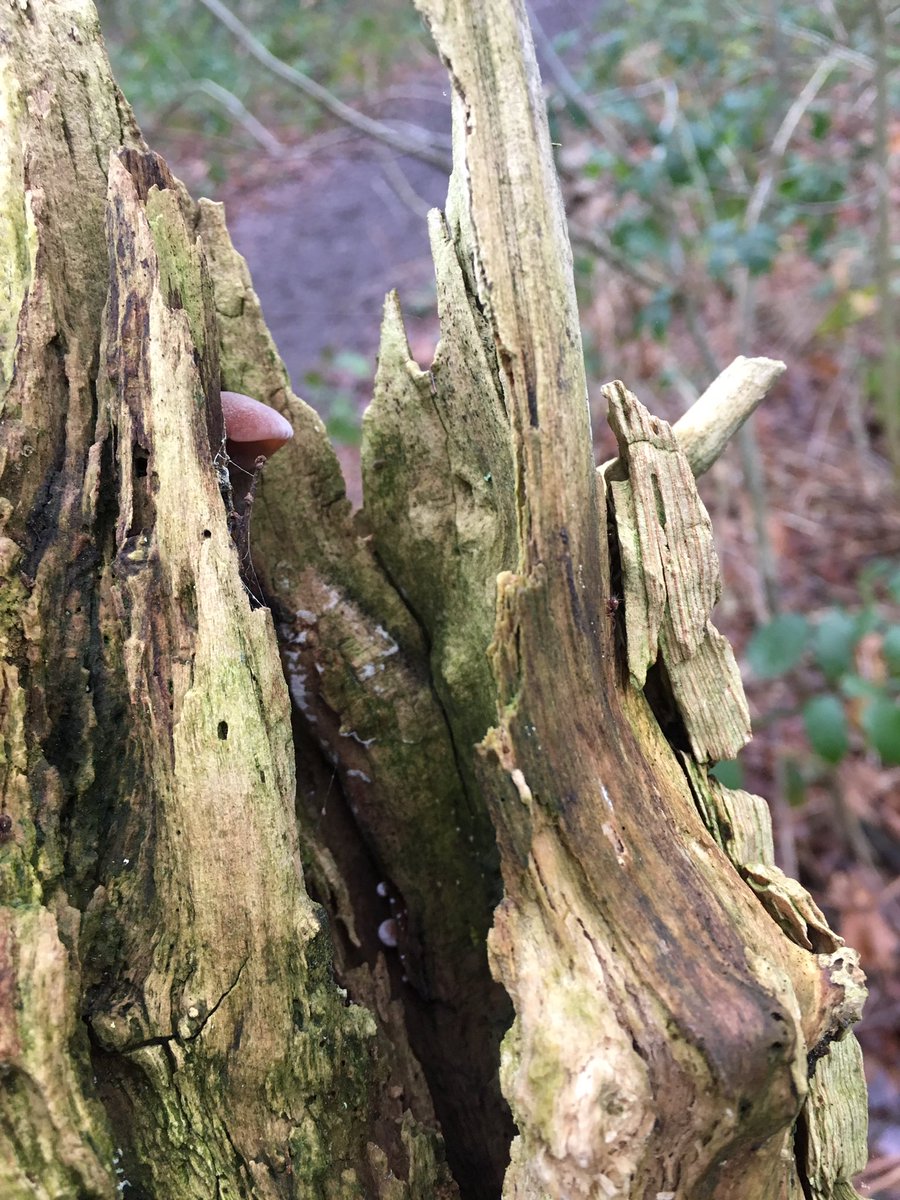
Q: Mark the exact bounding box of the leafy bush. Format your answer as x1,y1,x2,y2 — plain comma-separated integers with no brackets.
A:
557,1,890,368
745,559,900,770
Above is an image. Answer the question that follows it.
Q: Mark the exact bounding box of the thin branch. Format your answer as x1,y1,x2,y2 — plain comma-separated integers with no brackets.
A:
526,1,630,158
196,0,451,172
817,0,849,41
671,355,786,477
373,145,434,220
726,3,874,71
568,221,671,292
673,101,719,227
599,356,785,479
745,51,842,231
196,79,284,156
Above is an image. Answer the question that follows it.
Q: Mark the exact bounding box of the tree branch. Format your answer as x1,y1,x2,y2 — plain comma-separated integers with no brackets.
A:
196,0,452,172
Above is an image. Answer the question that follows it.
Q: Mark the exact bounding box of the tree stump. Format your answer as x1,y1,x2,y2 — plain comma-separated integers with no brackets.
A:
0,1,868,1197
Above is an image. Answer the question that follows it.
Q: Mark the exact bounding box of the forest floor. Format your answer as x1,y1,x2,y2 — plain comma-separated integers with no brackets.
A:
155,38,900,1200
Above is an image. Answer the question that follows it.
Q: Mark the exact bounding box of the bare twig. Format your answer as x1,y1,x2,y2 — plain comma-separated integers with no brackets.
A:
568,222,671,292
727,3,874,71
730,49,843,619
195,79,285,155
818,0,849,41
672,102,719,227
196,0,452,172
745,51,842,231
372,145,434,220
526,1,630,158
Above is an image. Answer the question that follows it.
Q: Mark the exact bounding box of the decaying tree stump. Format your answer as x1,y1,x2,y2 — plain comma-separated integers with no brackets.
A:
0,1,868,1198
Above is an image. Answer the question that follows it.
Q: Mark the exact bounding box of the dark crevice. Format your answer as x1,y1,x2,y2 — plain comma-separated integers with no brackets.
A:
289,717,420,1183
277,566,514,1199
606,471,690,750
603,481,631,685
643,655,692,753
185,958,249,1042
793,1107,815,1200
59,110,76,163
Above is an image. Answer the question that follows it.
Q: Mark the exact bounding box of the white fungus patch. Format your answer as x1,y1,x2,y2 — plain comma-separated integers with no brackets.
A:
339,728,375,747
374,624,399,656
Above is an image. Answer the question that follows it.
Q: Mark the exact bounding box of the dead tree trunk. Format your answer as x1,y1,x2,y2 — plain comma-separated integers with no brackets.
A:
0,1,868,1199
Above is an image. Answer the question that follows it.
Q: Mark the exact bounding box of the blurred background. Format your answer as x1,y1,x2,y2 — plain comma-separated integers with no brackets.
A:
95,0,900,1191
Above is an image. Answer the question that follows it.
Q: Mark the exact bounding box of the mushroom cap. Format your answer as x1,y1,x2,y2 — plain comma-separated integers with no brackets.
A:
221,390,293,471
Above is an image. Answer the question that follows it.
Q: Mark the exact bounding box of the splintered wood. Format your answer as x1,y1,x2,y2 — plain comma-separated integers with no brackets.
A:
603,380,751,763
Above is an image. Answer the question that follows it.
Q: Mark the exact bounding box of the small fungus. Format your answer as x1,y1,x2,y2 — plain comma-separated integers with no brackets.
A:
221,391,293,473
378,918,399,948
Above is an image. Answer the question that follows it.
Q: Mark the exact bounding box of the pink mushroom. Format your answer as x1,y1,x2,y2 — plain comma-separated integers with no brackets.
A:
221,390,293,472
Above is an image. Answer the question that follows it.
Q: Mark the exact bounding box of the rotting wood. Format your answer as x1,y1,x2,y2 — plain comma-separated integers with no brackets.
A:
201,196,515,1196
0,0,870,1197
0,3,457,1197
603,379,751,762
680,757,867,1196
410,2,869,1197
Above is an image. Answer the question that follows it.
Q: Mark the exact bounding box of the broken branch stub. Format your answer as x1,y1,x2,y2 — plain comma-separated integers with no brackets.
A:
672,354,786,478
600,355,786,480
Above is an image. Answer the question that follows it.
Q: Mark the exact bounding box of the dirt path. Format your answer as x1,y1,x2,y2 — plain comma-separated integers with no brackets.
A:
221,0,594,399
227,136,448,392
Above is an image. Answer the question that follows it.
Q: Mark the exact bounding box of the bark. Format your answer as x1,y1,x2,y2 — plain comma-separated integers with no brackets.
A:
0,5,454,1198
0,1,868,1199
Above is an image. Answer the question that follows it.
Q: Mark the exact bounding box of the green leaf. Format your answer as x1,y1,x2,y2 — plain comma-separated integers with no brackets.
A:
840,673,883,703
781,155,848,205
803,695,849,764
706,219,740,278
747,614,810,678
687,119,716,156
710,759,743,789
324,394,361,447
734,225,779,276
582,147,616,179
883,626,900,677
636,287,674,341
812,609,860,682
664,146,691,185
610,214,668,259
862,697,900,765
632,160,667,201
810,110,831,140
